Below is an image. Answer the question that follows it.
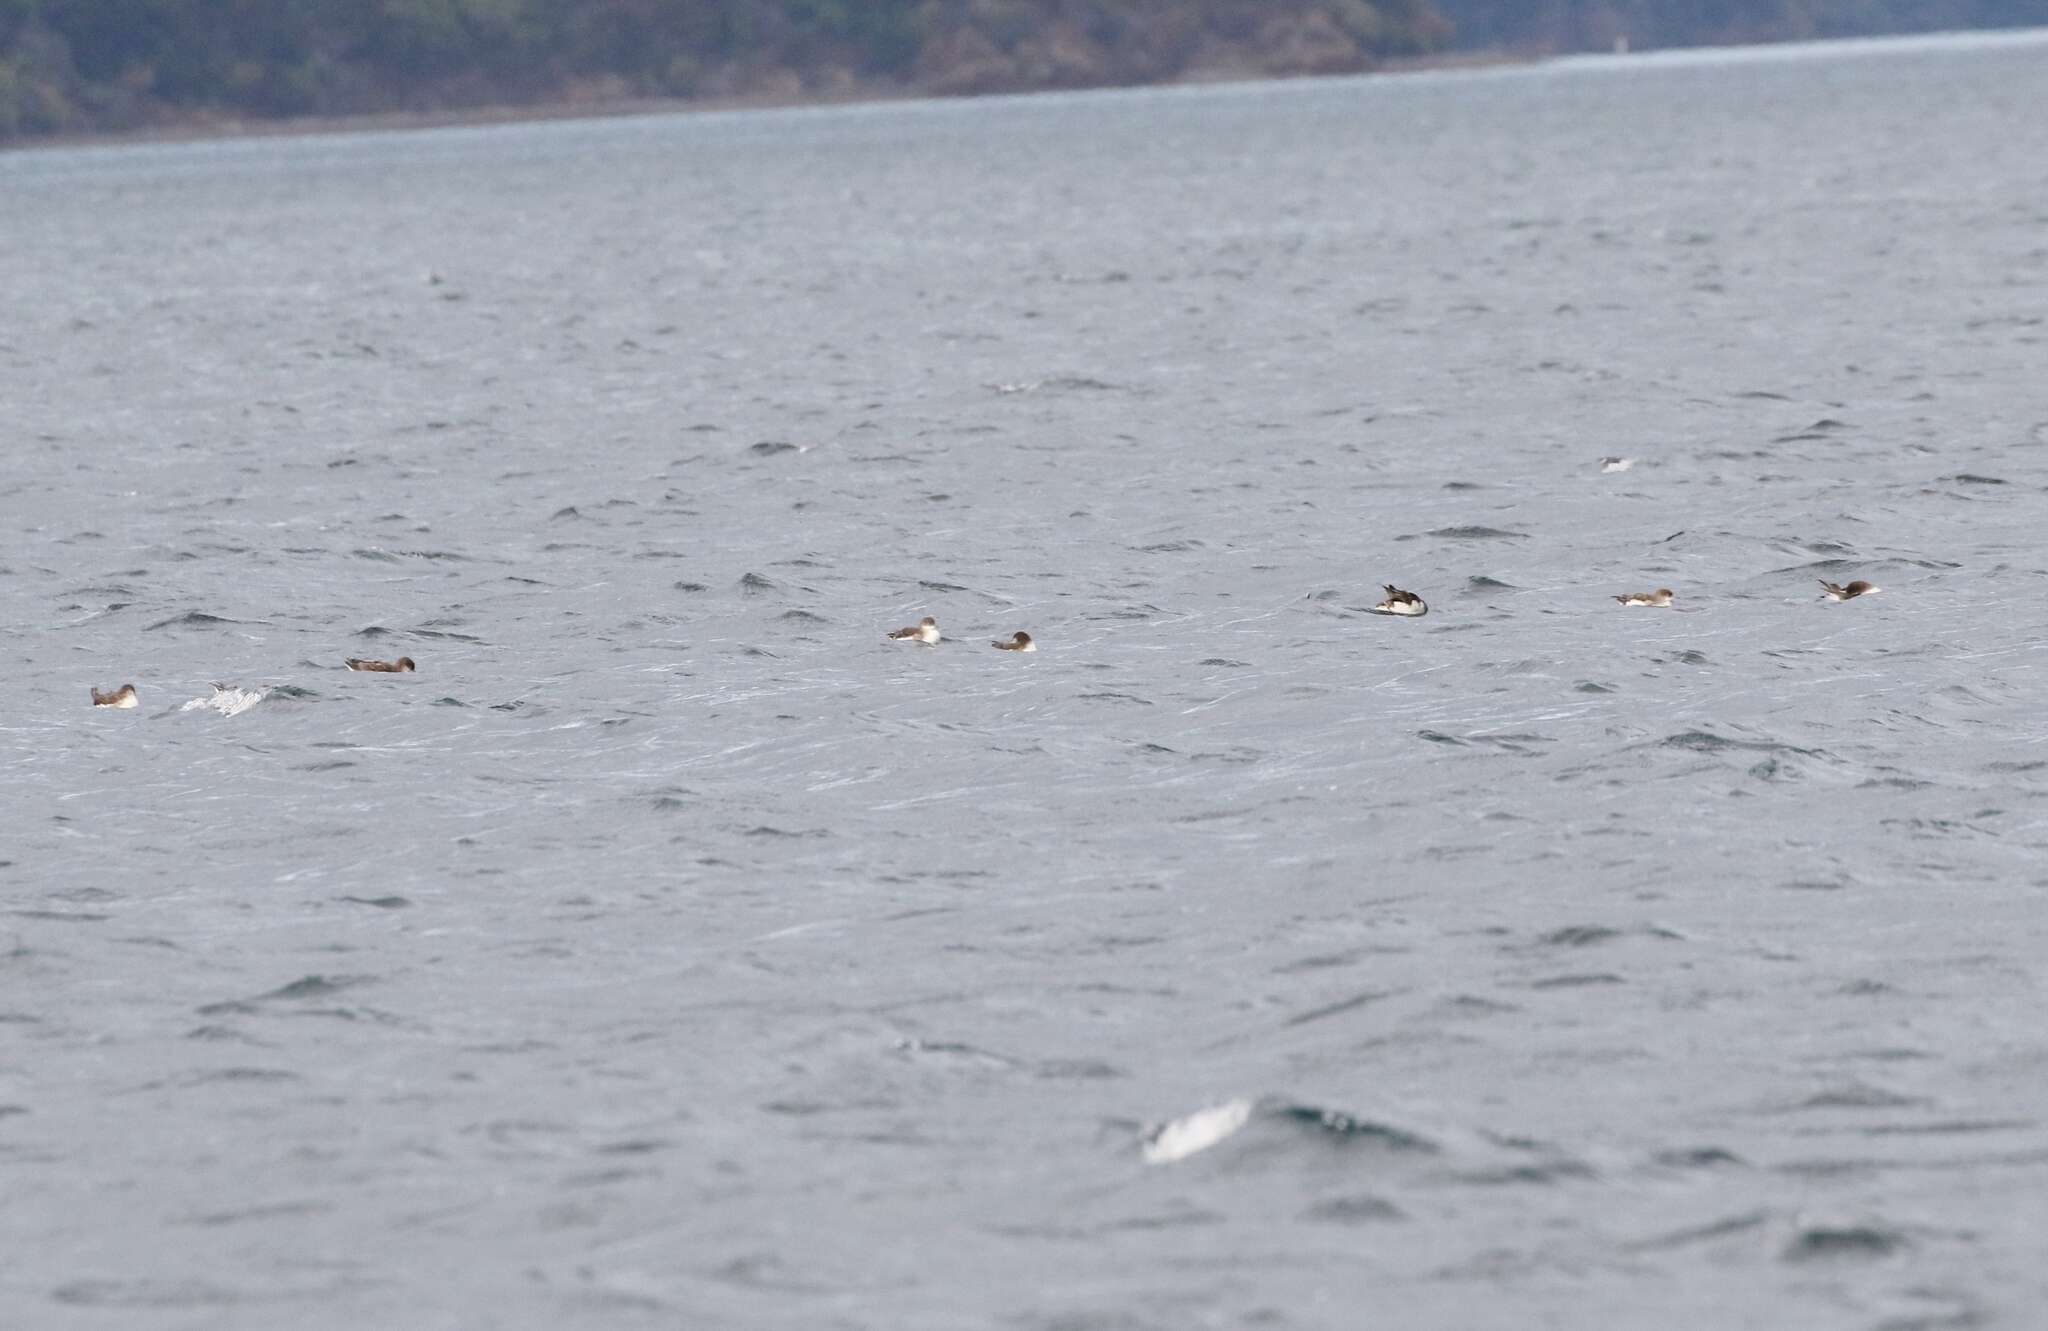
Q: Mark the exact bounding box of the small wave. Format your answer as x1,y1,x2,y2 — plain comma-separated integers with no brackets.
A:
1301,1195,1405,1224
1530,973,1624,989
1276,1104,1440,1153
1008,375,1127,395
196,973,372,1016
1652,1147,1746,1170
1659,729,1821,758
1781,1225,1905,1263
145,611,248,631
352,547,472,562
1427,525,1527,540
1142,1098,1253,1164
1539,925,1625,948
180,685,264,717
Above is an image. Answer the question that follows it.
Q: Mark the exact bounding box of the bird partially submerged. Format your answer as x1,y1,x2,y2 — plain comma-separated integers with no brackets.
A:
346,656,416,672
1819,580,1879,601
1614,588,1675,607
1370,585,1428,617
90,684,138,709
993,631,1036,652
888,616,940,645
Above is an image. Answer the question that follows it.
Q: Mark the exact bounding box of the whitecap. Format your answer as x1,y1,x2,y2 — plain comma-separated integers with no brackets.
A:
1141,1097,1253,1165
180,685,265,718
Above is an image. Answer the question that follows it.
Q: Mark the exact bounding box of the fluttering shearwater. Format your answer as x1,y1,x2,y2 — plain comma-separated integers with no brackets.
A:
887,617,940,645
1614,588,1675,607
90,684,138,709
993,631,1036,652
346,656,416,672
1370,585,1428,617
1819,580,1879,601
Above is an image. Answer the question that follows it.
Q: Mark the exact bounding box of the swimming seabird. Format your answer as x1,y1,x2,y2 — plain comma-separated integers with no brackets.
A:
1614,588,1675,607
993,631,1036,652
1819,580,1879,601
1370,585,1428,617
887,617,940,645
346,656,416,672
90,684,138,709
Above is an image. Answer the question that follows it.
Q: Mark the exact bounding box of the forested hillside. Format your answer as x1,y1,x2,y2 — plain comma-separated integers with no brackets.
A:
2,0,2045,141
0,0,1449,137
1433,0,2048,51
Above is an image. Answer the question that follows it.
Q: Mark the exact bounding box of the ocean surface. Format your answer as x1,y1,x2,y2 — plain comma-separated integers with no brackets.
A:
4,28,2048,1329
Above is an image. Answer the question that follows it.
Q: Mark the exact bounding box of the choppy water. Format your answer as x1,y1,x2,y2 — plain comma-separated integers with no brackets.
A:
4,28,2048,1329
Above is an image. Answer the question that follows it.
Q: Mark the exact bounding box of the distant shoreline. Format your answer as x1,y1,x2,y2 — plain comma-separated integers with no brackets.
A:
3,48,1531,155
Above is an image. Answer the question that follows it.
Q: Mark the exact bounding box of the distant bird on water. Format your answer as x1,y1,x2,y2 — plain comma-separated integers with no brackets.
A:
1599,456,1635,473
993,631,1036,652
1819,579,1879,601
887,617,940,645
90,684,138,708
1370,585,1428,617
346,656,416,672
1614,588,1675,607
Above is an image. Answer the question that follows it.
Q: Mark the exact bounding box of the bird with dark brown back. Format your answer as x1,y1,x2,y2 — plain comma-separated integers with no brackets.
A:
1371,585,1428,617
90,684,138,708
887,617,940,645
346,657,416,672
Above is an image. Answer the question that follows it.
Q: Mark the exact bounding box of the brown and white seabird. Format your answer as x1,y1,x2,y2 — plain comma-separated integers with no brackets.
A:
1371,585,1428,617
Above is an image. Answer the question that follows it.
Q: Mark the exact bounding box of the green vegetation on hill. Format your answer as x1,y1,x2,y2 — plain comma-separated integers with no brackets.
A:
2,0,2045,140
0,0,1449,138
1433,0,2048,51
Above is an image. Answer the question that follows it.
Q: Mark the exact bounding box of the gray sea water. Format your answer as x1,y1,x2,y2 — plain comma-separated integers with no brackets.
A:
5,27,2048,1330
